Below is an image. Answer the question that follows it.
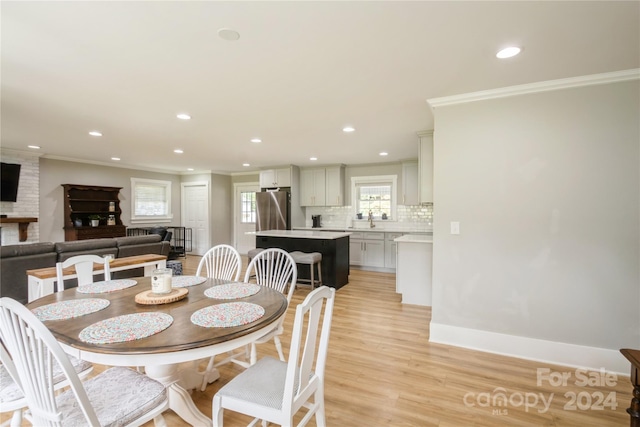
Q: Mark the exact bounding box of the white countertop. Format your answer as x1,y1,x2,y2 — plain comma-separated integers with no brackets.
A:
394,234,433,243
293,226,432,234
253,229,351,240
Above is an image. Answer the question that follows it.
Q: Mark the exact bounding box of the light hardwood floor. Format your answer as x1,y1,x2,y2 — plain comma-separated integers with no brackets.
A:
3,255,632,426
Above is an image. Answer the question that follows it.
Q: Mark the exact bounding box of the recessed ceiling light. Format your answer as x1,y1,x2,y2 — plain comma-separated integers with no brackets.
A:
242,163,250,167
187,168,194,171
310,157,318,161
250,138,262,143
379,152,388,156
89,131,102,137
176,113,191,120
27,145,40,150
496,46,521,59
111,157,120,161
174,149,184,154
218,28,240,41
342,126,355,133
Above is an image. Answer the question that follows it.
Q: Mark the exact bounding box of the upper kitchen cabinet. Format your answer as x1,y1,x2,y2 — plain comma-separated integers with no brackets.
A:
300,165,344,207
260,167,292,188
418,130,434,204
300,168,326,206
401,160,419,205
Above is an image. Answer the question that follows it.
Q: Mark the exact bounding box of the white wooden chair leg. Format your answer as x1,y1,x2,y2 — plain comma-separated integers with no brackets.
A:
212,395,223,427
250,342,258,365
274,336,285,361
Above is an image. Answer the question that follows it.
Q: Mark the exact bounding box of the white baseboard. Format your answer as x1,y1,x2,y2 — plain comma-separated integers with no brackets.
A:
429,322,629,375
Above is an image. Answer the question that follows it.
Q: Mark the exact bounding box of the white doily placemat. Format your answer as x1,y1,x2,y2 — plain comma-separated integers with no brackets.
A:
32,298,110,321
77,279,137,294
171,275,207,288
78,312,173,344
204,283,261,300
191,302,265,328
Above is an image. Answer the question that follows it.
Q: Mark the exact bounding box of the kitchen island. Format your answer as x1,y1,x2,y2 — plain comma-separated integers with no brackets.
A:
253,230,350,289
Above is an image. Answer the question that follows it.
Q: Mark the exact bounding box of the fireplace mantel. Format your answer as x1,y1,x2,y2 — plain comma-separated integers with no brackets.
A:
0,217,38,242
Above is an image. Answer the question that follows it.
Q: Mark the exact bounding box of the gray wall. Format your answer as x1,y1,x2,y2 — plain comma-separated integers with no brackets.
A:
431,80,639,353
40,159,183,242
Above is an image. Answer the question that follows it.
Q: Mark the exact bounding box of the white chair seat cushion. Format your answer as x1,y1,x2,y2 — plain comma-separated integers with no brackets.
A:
217,356,296,411
56,367,166,427
0,356,92,405
289,251,322,264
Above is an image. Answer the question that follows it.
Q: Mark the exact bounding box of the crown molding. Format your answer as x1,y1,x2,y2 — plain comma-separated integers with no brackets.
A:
41,154,189,175
427,68,640,108
0,147,44,158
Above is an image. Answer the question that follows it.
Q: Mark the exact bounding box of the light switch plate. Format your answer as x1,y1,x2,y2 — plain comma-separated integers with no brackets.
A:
450,221,460,235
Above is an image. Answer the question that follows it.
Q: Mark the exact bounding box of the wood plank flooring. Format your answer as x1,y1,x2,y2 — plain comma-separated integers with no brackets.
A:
3,255,632,426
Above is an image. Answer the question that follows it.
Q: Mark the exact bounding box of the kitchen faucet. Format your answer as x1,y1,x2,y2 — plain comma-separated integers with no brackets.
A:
368,210,375,228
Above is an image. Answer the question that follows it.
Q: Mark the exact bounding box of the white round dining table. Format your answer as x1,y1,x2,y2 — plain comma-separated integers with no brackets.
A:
27,276,288,426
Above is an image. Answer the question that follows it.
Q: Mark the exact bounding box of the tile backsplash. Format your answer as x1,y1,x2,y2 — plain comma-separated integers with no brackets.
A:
304,204,433,231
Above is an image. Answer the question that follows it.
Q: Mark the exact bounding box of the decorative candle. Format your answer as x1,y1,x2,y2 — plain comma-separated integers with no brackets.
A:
151,268,173,294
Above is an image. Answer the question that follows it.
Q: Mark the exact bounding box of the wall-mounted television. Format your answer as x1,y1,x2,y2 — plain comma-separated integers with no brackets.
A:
1,162,21,202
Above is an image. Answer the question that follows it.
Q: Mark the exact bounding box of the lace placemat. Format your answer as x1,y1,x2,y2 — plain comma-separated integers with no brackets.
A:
78,312,173,344
204,283,261,300
191,302,265,328
77,279,137,294
32,298,110,321
171,275,207,288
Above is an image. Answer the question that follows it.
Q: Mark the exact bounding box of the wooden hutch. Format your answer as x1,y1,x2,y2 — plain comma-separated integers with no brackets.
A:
62,184,126,241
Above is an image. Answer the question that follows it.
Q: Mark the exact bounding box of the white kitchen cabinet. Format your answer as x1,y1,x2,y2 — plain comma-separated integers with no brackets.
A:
325,166,344,206
349,232,385,268
418,130,433,204
300,168,326,206
384,232,403,269
395,234,433,306
299,165,344,206
401,161,419,206
260,168,291,188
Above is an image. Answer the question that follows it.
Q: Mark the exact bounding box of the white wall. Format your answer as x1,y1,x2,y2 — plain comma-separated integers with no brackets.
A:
39,159,182,242
429,77,639,372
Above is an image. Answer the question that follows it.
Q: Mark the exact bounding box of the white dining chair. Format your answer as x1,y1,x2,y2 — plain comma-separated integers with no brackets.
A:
55,254,112,293
0,344,93,427
0,297,169,427
196,244,241,281
243,248,297,365
213,286,336,427
195,244,243,390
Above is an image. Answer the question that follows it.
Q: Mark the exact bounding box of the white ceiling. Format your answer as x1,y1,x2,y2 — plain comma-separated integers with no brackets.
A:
2,1,638,174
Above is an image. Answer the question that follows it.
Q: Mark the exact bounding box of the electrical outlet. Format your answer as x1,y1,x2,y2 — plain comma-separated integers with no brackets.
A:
450,221,460,235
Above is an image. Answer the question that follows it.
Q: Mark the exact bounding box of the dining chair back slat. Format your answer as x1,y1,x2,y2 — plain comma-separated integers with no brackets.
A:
196,244,241,281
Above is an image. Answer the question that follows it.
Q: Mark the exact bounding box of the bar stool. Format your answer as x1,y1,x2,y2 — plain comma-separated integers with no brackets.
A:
289,251,322,289
247,248,264,261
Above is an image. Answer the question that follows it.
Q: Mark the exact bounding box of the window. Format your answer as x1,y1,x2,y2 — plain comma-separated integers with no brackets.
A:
240,191,256,223
351,175,397,219
131,178,173,223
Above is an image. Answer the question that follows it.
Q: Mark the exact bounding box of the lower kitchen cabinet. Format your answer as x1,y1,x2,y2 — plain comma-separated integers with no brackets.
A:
384,233,403,269
349,232,385,268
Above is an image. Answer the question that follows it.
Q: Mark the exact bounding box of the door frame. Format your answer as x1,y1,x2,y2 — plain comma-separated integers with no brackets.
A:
233,181,260,254
181,181,210,256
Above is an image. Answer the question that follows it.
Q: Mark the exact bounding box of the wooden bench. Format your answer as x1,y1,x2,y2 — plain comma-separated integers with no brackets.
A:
26,254,167,302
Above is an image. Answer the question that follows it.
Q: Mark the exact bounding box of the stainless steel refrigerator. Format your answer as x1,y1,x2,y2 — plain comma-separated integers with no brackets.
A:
256,190,290,231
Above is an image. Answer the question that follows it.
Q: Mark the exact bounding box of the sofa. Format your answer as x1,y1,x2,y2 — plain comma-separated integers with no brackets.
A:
1,235,171,304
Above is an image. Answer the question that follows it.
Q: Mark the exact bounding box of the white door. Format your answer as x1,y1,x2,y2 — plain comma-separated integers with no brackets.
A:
182,182,209,256
234,183,259,255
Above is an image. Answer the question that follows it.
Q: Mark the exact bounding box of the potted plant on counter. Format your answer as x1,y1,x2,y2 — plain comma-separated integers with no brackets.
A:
88,214,102,227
